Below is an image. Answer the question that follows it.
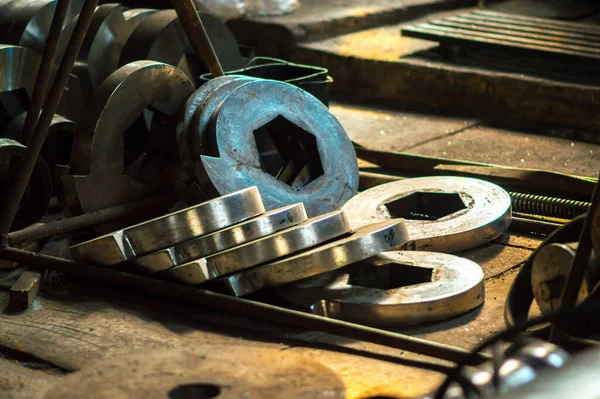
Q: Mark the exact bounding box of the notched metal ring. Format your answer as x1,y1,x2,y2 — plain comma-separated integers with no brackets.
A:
216,219,409,297
70,186,264,266
134,202,308,273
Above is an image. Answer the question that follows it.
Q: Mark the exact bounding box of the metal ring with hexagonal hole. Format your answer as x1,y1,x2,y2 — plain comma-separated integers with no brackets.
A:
194,79,359,217
214,219,410,297
61,61,194,216
342,176,512,253
277,251,485,327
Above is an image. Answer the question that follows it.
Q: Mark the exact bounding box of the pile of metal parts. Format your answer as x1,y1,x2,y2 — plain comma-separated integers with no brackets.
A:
0,0,599,398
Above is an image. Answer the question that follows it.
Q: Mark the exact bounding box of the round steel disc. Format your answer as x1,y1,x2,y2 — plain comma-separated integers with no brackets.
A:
278,251,485,327
342,176,511,253
197,79,359,216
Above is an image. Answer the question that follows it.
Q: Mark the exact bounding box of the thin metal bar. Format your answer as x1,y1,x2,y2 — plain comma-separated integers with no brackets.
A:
0,246,488,364
549,181,600,343
171,0,224,77
0,0,99,235
21,0,70,145
6,193,176,245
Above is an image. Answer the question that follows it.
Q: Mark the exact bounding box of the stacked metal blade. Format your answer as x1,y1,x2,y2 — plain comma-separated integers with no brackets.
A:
71,185,410,298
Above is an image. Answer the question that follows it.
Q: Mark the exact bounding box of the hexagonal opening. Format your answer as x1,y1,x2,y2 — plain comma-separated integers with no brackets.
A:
253,115,324,190
384,191,466,221
348,263,433,290
122,106,177,184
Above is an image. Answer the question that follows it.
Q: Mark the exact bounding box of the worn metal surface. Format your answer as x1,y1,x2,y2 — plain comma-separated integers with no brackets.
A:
134,203,307,273
120,9,243,82
343,176,512,253
164,210,351,284
197,79,358,216
217,219,409,296
531,242,599,315
87,7,156,90
61,61,194,215
42,347,346,399
0,138,52,230
177,75,252,180
0,44,39,125
279,251,484,327
71,187,264,266
4,113,77,169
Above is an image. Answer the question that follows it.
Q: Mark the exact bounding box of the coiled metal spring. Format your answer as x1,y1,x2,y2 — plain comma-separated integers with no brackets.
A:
509,192,591,220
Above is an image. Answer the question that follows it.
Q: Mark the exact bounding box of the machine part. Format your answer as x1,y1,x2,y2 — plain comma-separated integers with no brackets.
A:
484,0,600,19
7,193,176,246
8,268,42,312
176,75,253,179
0,245,488,364
172,0,224,77
431,339,569,399
134,203,307,273
87,7,156,90
342,176,512,253
489,344,600,399
510,192,590,220
163,210,351,284
87,6,157,89
217,219,409,297
0,138,52,230
119,9,244,83
61,61,194,215
197,79,359,216
549,183,600,343
43,347,345,399
70,187,264,266
0,45,40,130
4,112,77,169
532,242,600,315
0,0,99,235
199,56,333,105
278,251,484,327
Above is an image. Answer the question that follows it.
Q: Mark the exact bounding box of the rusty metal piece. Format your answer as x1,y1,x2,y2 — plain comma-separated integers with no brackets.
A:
171,0,224,77
0,0,99,236
0,245,488,364
278,251,484,327
216,220,409,297
120,9,243,83
0,138,52,230
163,210,351,285
343,176,512,253
176,75,252,180
8,268,42,312
43,347,345,399
7,193,177,246
71,187,264,266
195,79,358,216
134,203,308,273
532,242,600,315
61,61,194,215
4,112,77,169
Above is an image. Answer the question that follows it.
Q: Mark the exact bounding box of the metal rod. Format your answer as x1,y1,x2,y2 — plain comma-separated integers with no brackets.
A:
21,0,70,145
6,193,176,245
549,181,600,343
0,246,487,364
171,0,224,77
0,0,99,235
